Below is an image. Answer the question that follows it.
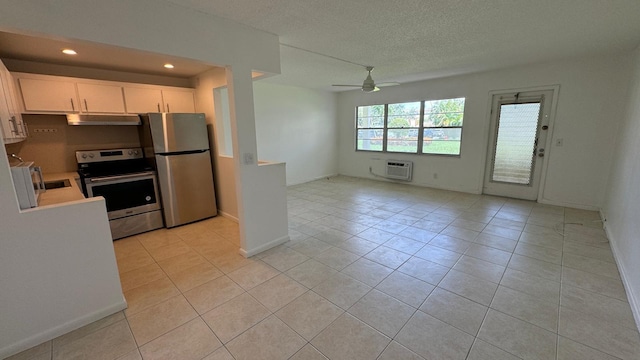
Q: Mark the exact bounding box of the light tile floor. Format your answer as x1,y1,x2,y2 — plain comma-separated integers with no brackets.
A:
8,176,640,360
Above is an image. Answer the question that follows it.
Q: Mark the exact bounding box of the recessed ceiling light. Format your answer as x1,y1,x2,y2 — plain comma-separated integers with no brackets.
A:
62,49,77,55
164,63,174,69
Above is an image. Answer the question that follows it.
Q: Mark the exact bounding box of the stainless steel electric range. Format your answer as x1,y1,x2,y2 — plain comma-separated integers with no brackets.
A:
76,147,164,240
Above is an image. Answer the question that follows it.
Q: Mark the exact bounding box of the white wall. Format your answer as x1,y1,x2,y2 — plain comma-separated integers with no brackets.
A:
0,143,125,358
337,54,631,209
194,68,239,220
603,45,640,328
225,66,290,256
254,82,338,185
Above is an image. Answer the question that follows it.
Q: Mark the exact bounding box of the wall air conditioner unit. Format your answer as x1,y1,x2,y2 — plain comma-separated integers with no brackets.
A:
385,160,413,181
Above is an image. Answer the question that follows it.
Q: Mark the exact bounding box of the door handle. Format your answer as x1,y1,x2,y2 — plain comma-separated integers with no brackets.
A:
89,171,155,183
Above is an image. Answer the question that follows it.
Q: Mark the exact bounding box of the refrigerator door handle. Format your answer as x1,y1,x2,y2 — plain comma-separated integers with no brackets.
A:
156,149,208,156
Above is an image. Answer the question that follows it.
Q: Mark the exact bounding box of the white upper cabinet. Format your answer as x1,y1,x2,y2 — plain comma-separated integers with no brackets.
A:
19,78,78,112
162,89,196,113
76,83,126,113
0,71,13,142
0,61,26,143
15,73,196,115
123,87,163,113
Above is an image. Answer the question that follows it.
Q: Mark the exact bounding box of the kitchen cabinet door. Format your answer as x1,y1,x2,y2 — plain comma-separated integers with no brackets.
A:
0,63,26,143
123,87,163,113
19,78,78,112
76,83,126,113
162,89,196,113
0,75,12,142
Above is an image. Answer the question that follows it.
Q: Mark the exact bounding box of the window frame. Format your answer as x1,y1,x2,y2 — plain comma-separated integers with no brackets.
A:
355,97,465,156
355,104,386,152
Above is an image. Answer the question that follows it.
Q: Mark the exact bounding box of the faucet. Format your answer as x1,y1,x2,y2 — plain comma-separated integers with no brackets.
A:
9,153,24,163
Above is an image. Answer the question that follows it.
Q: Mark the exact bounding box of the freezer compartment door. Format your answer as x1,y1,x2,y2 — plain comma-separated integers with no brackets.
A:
155,150,217,227
148,113,210,153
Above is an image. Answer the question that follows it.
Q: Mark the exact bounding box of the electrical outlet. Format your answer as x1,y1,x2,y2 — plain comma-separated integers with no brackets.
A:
242,152,255,165
433,173,438,179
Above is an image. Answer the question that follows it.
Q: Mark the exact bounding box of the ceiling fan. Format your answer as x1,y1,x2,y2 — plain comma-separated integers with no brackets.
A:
333,66,400,92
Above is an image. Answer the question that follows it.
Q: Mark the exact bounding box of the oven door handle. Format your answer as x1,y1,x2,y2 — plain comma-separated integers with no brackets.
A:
89,171,155,183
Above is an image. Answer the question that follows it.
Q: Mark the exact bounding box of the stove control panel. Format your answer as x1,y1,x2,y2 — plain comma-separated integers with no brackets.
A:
76,148,143,164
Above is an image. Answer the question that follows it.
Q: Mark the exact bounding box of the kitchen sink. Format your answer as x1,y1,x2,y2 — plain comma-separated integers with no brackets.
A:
44,179,71,190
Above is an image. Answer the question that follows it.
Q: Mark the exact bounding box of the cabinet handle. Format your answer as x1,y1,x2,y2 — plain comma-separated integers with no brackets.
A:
16,118,26,136
166,103,170,113
84,99,88,112
157,103,161,112
9,116,18,134
70,98,75,111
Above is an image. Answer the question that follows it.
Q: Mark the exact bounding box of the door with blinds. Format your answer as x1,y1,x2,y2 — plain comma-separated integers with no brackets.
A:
483,89,554,200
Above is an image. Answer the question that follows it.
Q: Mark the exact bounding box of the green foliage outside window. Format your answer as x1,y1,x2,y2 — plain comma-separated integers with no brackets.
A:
356,98,465,155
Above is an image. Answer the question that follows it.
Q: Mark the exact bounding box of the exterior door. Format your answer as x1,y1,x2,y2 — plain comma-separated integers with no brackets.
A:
483,90,554,200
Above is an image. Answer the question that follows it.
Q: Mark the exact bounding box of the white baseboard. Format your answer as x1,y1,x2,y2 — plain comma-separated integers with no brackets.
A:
287,173,339,186
599,209,640,332
0,300,127,359
345,173,482,194
218,211,239,223
239,235,290,258
538,198,600,211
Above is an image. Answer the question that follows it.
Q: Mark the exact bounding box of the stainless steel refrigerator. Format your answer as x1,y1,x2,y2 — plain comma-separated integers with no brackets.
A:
139,113,217,227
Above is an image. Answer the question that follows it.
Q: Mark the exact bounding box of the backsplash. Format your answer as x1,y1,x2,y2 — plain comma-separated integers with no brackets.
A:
4,114,140,173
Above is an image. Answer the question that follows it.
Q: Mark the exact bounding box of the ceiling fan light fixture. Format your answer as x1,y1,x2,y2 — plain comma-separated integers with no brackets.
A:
332,65,399,93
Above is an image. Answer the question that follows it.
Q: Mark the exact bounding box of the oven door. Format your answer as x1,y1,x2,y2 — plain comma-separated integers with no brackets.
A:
85,171,161,220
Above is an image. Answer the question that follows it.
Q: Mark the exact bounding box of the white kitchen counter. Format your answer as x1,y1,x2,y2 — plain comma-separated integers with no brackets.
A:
39,172,85,206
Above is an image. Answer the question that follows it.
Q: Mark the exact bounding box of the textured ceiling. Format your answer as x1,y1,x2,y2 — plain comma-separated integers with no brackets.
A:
164,0,640,90
1,1,640,91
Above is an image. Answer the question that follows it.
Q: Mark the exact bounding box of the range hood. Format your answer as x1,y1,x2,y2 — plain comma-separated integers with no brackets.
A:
66,114,141,126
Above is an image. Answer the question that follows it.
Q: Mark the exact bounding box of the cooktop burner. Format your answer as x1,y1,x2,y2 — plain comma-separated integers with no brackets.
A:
76,148,152,178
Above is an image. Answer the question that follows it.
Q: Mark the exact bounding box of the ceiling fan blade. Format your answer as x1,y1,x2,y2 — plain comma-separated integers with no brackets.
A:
332,84,362,87
377,82,400,87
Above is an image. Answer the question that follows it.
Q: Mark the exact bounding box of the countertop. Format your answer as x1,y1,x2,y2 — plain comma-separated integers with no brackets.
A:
39,172,85,207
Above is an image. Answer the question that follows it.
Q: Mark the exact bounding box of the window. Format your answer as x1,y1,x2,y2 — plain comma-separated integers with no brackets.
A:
356,97,465,155
387,102,420,153
356,105,384,151
423,98,465,155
